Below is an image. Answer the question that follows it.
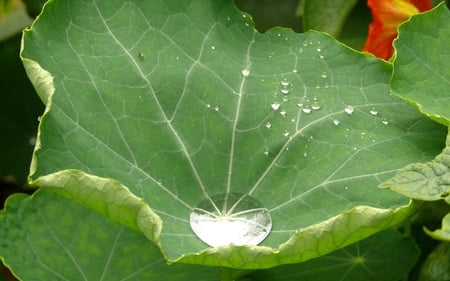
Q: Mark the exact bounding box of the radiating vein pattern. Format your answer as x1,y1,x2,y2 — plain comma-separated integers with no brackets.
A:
25,0,446,261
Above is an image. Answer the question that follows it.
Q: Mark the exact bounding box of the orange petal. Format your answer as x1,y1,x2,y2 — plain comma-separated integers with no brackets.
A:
363,0,431,60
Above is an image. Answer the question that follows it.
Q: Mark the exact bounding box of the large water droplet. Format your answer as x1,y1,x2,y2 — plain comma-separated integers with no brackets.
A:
241,68,250,77
189,193,272,247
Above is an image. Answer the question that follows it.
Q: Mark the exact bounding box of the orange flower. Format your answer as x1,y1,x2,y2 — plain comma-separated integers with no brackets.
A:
363,0,431,60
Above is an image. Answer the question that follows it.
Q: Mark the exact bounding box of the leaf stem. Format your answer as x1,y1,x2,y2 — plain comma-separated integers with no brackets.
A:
220,267,234,281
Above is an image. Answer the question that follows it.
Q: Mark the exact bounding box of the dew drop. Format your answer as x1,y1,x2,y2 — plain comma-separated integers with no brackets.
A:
292,68,298,73
316,47,322,52
333,119,340,126
280,88,290,95
297,102,304,108
189,193,272,247
206,104,211,108
344,106,354,115
302,107,312,114
311,102,321,110
283,130,290,137
265,122,272,129
280,110,287,117
321,72,327,79
214,106,219,111
211,46,216,50
263,147,270,155
241,68,250,77
280,79,290,87
382,119,389,125
369,109,378,116
271,102,281,110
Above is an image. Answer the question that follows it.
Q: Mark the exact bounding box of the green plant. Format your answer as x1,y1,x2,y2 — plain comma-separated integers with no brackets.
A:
1,0,449,280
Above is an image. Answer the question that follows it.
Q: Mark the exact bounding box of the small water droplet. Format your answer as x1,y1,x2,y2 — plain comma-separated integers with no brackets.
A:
302,106,312,114
214,106,219,111
382,119,389,125
265,122,272,129
283,131,290,137
271,102,281,111
138,52,145,60
37,116,42,122
302,41,309,47
211,46,216,50
344,106,354,114
280,88,290,95
316,47,322,52
333,119,340,126
263,147,270,155
292,68,298,73
280,79,290,87
321,72,327,79
369,109,378,116
319,54,324,59
297,102,303,108
311,102,321,110
190,193,272,247
303,152,308,157
291,118,296,123
282,96,289,102
298,48,303,54
226,16,231,21
175,56,180,60
242,68,250,77
280,110,287,117
206,104,211,108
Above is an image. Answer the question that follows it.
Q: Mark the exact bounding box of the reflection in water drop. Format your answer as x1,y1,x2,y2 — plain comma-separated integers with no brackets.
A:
189,193,272,247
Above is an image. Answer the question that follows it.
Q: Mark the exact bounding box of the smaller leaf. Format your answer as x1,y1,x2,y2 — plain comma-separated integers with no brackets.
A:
380,130,450,202
0,188,221,281
392,3,450,125
424,213,450,241
418,242,450,281
245,230,420,281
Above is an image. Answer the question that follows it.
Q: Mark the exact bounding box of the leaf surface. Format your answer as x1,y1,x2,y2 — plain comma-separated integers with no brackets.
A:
22,0,446,268
0,189,220,281
392,3,450,125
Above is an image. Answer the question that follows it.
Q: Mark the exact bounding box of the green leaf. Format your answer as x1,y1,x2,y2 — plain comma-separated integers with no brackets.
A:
302,0,359,37
392,3,450,126
0,189,221,281
246,230,420,281
418,242,450,281
424,213,450,241
22,0,445,268
380,131,450,202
